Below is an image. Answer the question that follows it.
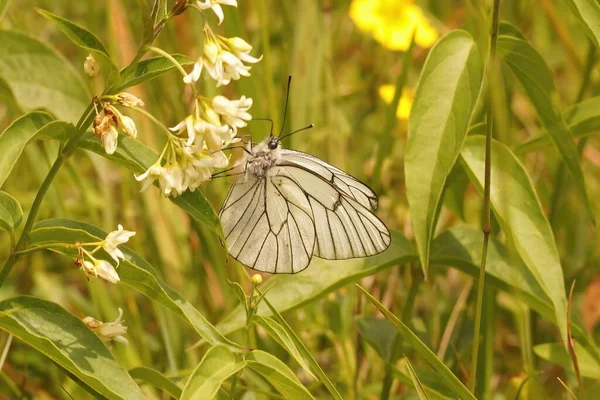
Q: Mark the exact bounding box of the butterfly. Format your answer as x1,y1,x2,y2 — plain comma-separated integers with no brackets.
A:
217,79,391,274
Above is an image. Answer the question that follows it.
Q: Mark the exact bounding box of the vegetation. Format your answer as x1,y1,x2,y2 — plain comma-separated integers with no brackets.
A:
1,0,600,399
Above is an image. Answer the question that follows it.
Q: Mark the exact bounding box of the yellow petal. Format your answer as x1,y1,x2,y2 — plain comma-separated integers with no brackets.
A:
378,84,413,120
349,0,378,32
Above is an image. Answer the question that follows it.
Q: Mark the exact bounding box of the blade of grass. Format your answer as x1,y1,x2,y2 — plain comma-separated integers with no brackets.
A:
259,292,343,400
357,285,475,400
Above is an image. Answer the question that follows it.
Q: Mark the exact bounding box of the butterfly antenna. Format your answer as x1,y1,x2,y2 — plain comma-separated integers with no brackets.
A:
277,75,293,138
251,118,273,137
278,124,314,141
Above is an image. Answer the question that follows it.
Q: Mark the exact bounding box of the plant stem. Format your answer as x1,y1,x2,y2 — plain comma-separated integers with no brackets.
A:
0,102,95,289
470,0,500,393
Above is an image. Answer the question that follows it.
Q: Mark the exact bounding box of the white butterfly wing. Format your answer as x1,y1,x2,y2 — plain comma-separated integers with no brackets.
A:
276,162,391,260
279,149,379,211
220,171,316,273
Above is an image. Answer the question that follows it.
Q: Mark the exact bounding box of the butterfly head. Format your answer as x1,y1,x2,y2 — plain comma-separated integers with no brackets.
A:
267,136,280,150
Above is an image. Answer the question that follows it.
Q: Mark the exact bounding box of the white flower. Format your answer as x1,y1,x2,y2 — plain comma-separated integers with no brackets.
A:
83,308,128,344
170,115,199,147
95,260,120,283
212,95,253,131
197,0,237,25
102,125,119,155
116,92,145,108
120,115,137,138
82,259,120,284
103,224,136,265
84,54,99,77
227,37,262,64
183,62,202,84
135,164,172,193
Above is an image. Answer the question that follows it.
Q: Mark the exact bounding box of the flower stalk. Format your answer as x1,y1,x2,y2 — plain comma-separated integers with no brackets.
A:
470,0,501,394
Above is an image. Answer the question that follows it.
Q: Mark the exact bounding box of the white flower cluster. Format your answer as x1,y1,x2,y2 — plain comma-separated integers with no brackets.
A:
135,95,252,196
77,224,136,284
135,1,258,198
184,25,261,87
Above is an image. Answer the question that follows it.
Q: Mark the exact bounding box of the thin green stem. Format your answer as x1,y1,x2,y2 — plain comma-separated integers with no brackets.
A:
147,46,188,77
130,106,176,138
0,334,13,371
470,0,500,393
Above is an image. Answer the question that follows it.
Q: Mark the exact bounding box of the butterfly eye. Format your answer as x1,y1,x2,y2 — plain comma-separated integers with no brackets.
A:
268,140,278,150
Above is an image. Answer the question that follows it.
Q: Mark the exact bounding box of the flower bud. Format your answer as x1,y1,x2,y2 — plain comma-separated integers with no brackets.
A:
204,41,220,64
228,37,252,53
84,54,100,77
116,92,145,108
119,115,137,138
251,274,263,285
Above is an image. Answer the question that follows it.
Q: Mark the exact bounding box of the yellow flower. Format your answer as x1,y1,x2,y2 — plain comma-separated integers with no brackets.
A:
349,0,438,51
378,84,413,120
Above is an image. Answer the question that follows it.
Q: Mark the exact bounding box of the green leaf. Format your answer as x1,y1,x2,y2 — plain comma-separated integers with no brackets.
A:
498,28,593,220
252,315,315,380
180,345,246,400
78,132,222,237
27,219,239,349
246,350,315,400
0,30,90,123
0,112,73,187
356,316,398,362
560,0,600,48
137,0,154,45
357,286,476,400
534,342,600,379
0,296,144,400
38,9,119,85
515,96,600,154
404,358,431,400
406,30,483,277
129,367,182,398
430,226,600,365
0,191,23,233
117,54,194,91
460,136,569,346
217,231,414,335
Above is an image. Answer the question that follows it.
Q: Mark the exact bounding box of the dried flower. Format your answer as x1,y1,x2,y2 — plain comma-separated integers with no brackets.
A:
116,92,145,108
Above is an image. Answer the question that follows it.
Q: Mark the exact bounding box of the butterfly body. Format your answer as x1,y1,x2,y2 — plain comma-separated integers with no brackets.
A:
219,135,391,274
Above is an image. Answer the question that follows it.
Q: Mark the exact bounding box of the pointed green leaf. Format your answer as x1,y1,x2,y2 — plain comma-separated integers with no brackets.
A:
217,232,414,335
404,358,431,400
515,96,600,154
0,30,89,123
498,28,593,219
27,219,239,349
406,30,483,276
534,342,600,379
0,296,144,400
430,226,600,365
260,296,342,400
246,350,315,400
0,112,73,187
560,0,600,48
117,54,194,91
38,9,119,84
129,367,182,398
253,315,315,380
357,285,475,400
78,132,222,237
460,136,568,346
0,191,22,233
181,345,246,400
